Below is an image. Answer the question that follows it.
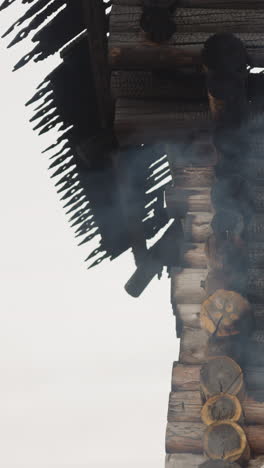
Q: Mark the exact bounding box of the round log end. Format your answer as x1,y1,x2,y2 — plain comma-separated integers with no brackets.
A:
201,290,252,337
201,393,242,426
200,356,244,402
204,421,249,463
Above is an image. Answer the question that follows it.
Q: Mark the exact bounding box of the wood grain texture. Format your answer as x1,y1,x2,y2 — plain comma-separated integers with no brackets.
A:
168,391,264,425
110,5,264,33
179,327,208,363
165,422,264,454
113,0,264,8
109,33,264,69
111,70,207,99
166,184,264,215
172,363,264,392
171,267,264,304
173,302,264,330
165,454,206,468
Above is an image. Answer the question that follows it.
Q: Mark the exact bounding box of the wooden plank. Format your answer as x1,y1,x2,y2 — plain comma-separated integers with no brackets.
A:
113,0,264,8
166,421,264,454
110,6,264,34
171,267,264,304
165,454,206,468
168,390,264,425
109,33,264,69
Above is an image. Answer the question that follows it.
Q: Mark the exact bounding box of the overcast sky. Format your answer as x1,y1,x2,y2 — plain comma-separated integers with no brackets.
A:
0,3,178,467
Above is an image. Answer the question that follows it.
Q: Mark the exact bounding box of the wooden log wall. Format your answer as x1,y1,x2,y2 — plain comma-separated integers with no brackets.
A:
108,3,264,467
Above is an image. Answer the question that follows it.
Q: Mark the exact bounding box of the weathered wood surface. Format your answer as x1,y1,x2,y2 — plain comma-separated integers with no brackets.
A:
115,99,210,145
168,391,264,425
111,70,207,99
179,327,208,363
204,421,249,463
172,363,264,392
200,462,241,468
165,187,212,216
181,242,264,269
166,184,264,215
109,33,264,69
182,213,264,243
171,268,207,304
171,267,264,304
165,453,206,468
111,6,264,33
82,0,113,128
166,422,264,454
113,0,264,8
171,167,215,188
200,290,252,337
173,302,264,330
200,356,244,401
201,394,242,425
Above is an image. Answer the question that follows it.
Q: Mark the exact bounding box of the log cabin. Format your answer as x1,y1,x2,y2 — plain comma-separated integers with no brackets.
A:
2,0,264,466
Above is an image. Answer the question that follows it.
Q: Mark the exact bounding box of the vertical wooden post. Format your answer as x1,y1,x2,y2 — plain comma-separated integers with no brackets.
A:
82,0,113,129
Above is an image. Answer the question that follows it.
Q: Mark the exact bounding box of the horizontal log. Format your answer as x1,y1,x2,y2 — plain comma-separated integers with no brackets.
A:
182,212,213,242
173,302,264,330
172,362,264,393
168,391,264,425
165,454,206,468
111,70,207,99
171,267,264,304
171,268,207,304
181,242,264,269
109,33,264,69
166,184,264,215
179,326,208,363
114,99,210,145
113,0,264,8
171,167,215,188
204,421,250,463
182,213,264,243
165,187,212,216
165,421,264,454
110,6,264,33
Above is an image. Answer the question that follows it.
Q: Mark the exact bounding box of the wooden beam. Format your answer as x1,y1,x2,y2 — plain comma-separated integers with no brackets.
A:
82,0,113,128
172,362,264,392
111,70,207,100
173,302,264,330
171,267,264,304
110,6,264,34
166,184,264,215
165,422,264,454
109,33,264,70
168,390,264,425
113,0,264,8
